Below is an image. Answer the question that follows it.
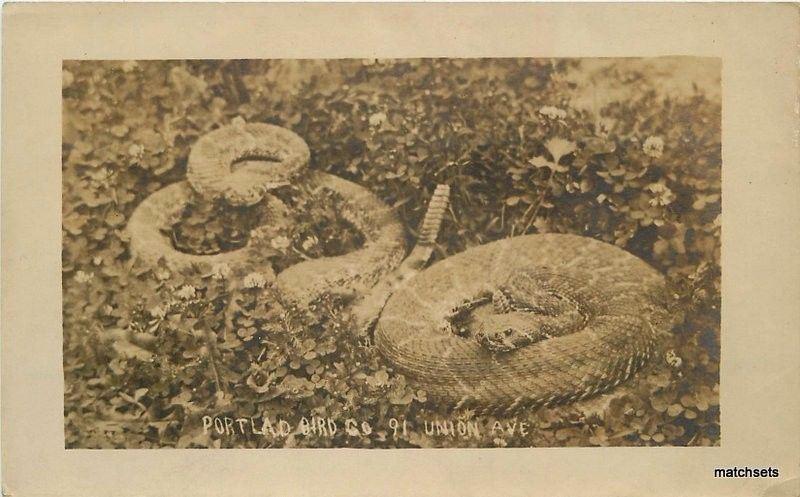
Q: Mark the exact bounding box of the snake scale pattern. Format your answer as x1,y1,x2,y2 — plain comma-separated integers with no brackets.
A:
127,122,406,304
274,171,407,304
374,233,673,414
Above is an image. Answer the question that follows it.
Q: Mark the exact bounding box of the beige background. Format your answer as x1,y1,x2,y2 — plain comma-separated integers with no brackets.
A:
2,3,798,497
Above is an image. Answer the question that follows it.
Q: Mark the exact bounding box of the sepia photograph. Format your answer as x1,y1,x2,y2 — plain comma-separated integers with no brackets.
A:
62,57,721,449
5,3,799,496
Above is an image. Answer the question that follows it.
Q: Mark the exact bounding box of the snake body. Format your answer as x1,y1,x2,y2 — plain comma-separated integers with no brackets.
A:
374,234,672,413
274,171,407,303
127,122,406,304
125,181,290,271
187,122,310,206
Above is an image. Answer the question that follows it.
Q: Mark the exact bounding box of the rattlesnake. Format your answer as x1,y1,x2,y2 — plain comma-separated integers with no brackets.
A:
372,232,673,414
126,122,406,303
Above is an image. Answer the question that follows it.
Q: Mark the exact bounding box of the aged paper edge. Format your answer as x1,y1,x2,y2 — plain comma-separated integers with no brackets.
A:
2,3,799,497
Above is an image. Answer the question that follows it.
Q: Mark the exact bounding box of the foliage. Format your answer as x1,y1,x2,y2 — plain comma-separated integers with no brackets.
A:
62,59,721,448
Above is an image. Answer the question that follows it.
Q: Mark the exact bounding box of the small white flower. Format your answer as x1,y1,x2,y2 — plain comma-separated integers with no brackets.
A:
128,143,144,158
110,125,129,138
149,305,167,319
647,182,676,207
154,268,171,281
301,235,319,251
538,106,567,120
174,285,196,300
210,262,232,280
92,256,103,266
643,136,665,158
368,112,387,128
243,272,268,289
121,60,139,73
270,236,291,250
88,167,112,183
665,349,682,369
493,437,508,448
74,270,94,283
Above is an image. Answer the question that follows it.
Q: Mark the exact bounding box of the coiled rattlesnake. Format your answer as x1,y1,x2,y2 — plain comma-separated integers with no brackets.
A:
370,230,672,414
126,122,406,304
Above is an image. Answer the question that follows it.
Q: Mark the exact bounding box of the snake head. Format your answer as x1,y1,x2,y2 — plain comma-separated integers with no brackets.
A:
476,327,517,353
475,313,548,353
476,326,533,354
